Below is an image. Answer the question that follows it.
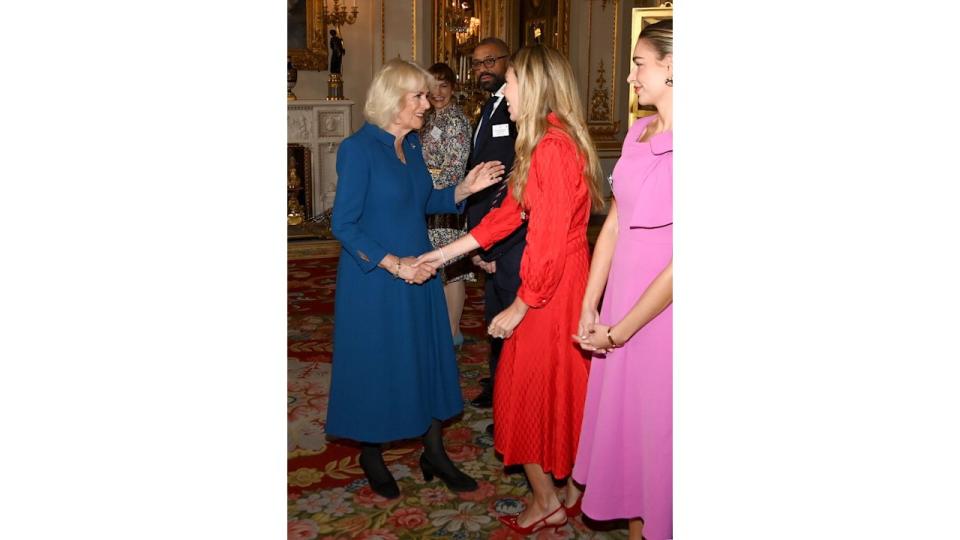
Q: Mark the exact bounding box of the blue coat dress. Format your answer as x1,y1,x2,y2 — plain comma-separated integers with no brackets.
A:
326,122,465,443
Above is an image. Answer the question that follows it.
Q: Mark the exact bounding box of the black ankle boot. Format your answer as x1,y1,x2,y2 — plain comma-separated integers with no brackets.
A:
419,452,479,492
359,444,400,499
420,419,478,492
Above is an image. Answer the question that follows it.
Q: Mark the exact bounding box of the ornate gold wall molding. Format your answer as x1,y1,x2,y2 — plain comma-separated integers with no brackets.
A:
590,60,611,121
474,0,515,51
370,0,375,71
586,0,620,149
609,0,618,120
559,0,570,56
499,0,510,48
411,0,417,61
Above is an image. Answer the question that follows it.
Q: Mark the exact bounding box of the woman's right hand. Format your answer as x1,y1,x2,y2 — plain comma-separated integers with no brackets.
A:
398,257,436,284
574,306,600,346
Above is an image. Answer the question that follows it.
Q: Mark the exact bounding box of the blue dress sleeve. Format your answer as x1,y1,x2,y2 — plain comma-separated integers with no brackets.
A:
331,138,388,273
425,185,464,215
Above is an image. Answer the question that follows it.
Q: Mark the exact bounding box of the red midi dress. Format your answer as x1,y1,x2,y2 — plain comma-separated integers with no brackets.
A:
470,114,591,478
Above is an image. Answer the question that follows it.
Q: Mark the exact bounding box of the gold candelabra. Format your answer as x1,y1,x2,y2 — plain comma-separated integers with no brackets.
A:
323,0,359,100
323,0,359,31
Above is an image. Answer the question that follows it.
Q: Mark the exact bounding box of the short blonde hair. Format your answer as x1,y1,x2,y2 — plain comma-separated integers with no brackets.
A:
364,58,434,130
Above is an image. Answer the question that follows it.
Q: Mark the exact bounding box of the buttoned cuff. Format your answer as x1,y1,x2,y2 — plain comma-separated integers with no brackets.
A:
517,287,549,309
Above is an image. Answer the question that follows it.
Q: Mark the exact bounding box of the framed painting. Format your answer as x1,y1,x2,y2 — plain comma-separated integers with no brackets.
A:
288,0,329,71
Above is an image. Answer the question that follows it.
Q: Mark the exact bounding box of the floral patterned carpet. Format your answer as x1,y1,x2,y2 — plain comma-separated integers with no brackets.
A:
288,254,628,539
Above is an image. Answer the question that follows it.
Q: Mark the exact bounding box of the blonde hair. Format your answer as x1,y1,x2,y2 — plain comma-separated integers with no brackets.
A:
364,58,434,130
508,46,604,210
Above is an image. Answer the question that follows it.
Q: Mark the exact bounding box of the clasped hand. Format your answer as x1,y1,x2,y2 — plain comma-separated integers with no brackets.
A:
573,307,614,354
398,256,436,284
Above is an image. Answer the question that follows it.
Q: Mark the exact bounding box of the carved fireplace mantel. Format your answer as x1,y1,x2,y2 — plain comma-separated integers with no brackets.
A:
287,99,354,215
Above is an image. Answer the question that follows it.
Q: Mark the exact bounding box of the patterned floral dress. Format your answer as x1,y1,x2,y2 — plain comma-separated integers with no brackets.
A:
421,104,475,283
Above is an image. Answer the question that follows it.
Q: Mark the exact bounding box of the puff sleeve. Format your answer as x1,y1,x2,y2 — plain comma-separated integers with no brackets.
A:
515,138,580,309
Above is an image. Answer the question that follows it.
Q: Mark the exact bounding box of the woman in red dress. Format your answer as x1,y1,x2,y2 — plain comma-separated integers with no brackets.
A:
416,45,604,534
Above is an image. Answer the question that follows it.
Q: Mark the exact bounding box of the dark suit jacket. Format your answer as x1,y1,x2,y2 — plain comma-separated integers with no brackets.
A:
465,97,526,292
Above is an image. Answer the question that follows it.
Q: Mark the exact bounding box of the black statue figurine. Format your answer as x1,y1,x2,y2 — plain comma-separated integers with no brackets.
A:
329,29,346,74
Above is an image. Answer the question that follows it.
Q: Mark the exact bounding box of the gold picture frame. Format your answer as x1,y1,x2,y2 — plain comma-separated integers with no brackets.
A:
288,0,329,71
629,5,672,127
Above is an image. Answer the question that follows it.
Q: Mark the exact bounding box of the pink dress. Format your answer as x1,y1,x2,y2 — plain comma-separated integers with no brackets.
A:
572,114,672,539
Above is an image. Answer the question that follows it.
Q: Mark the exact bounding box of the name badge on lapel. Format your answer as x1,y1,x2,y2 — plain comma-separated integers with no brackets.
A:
492,124,510,138
430,126,442,140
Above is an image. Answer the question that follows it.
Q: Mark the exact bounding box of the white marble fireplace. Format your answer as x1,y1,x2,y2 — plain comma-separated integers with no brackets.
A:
287,99,354,215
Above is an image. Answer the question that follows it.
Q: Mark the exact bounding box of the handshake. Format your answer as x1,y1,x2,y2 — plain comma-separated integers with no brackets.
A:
395,255,438,285
397,246,494,285
394,248,456,285
399,230,486,284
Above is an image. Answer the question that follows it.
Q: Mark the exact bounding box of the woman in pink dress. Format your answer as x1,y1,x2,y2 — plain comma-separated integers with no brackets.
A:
571,19,673,540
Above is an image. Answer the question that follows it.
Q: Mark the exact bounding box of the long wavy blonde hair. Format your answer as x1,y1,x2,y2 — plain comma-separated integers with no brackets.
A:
509,45,604,210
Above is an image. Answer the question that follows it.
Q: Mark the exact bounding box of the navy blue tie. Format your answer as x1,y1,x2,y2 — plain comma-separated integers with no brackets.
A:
482,95,498,121
474,96,499,151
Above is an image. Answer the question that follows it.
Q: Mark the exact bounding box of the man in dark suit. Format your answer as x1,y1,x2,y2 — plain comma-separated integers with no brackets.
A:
465,38,525,433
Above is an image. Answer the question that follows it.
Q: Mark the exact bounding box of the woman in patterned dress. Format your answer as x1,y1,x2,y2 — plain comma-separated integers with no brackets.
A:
421,62,475,347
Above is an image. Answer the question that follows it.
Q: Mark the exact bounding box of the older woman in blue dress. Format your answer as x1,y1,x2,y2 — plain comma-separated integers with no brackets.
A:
327,58,505,499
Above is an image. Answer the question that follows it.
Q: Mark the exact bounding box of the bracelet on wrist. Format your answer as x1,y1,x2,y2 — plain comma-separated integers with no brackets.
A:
606,327,620,348
395,259,403,279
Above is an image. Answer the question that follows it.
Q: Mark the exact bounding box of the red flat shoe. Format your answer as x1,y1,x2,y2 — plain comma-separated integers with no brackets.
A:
563,493,583,518
498,504,567,535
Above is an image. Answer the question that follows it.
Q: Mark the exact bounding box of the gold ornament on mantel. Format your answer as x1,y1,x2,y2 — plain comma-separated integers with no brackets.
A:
288,193,304,226
288,158,302,190
287,154,305,225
